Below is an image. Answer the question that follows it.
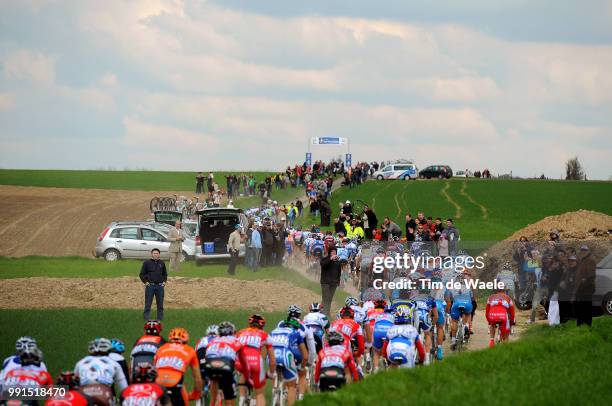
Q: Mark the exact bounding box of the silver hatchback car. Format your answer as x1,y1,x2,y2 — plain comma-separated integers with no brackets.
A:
94,221,195,262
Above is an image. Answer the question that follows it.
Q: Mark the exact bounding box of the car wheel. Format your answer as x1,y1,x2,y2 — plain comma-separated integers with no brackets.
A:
438,174,443,179
426,175,431,179
603,293,612,316
103,249,121,261
403,175,410,180
377,175,383,180
180,251,188,262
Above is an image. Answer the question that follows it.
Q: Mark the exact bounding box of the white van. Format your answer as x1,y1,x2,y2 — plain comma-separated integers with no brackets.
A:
373,163,418,180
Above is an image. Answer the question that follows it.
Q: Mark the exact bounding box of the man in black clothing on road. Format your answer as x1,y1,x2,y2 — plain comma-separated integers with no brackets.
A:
320,247,342,317
140,248,167,321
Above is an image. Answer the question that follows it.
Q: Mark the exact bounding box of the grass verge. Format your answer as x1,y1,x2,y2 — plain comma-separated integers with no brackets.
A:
301,316,612,405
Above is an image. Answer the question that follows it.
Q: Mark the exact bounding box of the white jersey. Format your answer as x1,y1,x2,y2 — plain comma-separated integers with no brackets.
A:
385,324,420,368
74,355,128,391
1,356,47,376
303,312,329,331
350,305,367,324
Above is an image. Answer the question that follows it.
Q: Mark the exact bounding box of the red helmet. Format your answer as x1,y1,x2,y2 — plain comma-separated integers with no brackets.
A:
145,320,162,336
339,306,355,319
56,371,79,390
248,314,266,329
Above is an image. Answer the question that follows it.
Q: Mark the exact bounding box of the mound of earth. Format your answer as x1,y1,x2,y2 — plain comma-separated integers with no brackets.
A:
480,210,611,279
0,276,320,312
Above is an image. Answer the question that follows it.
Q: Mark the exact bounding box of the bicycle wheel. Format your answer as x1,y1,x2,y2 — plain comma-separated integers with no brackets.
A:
456,321,464,351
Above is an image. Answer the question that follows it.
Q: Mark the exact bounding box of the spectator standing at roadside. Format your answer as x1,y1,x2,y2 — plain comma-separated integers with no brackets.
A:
575,245,596,327
227,224,242,275
364,206,378,239
296,200,303,217
438,234,449,258
250,224,263,272
445,219,460,256
320,247,342,317
207,172,214,198
195,172,204,195
167,220,184,272
140,248,167,321
382,217,401,240
244,220,254,269
405,213,416,241
558,255,578,323
319,195,331,226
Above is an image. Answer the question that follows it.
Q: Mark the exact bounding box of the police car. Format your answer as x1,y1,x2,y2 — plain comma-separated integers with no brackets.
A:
373,161,418,180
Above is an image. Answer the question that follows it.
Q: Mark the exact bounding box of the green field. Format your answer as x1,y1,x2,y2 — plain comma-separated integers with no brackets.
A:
330,179,612,241
302,317,612,405
0,169,275,192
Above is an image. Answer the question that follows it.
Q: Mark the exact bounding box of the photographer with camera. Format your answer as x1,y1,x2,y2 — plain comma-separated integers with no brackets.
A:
320,247,342,317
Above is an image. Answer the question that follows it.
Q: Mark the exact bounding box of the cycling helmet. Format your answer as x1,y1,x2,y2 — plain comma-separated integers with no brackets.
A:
206,324,219,336
394,307,413,325
501,261,513,271
132,362,158,384
218,321,236,337
88,338,112,355
283,318,301,330
145,320,162,336
373,299,387,309
345,296,358,307
287,304,302,318
309,302,323,312
168,328,189,344
110,338,125,354
20,345,43,366
15,336,37,354
326,331,344,346
56,371,80,390
339,306,355,319
248,314,266,329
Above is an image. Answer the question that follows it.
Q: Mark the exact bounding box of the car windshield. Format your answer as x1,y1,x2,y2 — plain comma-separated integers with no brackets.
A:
183,223,197,238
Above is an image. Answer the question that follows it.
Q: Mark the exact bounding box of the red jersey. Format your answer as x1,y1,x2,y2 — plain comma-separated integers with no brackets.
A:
45,390,91,406
120,383,169,406
366,308,384,329
236,328,272,390
330,319,365,357
2,367,52,388
314,345,359,382
486,293,515,325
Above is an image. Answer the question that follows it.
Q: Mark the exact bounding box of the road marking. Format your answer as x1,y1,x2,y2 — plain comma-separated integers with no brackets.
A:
460,180,489,220
440,181,462,219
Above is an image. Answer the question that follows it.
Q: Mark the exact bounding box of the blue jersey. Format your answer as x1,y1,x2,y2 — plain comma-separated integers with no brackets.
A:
346,242,358,257
385,324,421,367
336,247,349,261
391,300,416,313
445,285,473,303
412,294,435,314
311,240,325,256
270,326,304,358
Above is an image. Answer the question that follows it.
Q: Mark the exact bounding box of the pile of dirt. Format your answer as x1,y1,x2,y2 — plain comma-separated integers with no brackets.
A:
480,210,611,279
0,276,320,312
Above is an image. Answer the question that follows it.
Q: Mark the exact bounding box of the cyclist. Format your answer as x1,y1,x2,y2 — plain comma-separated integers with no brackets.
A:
1,342,52,403
237,315,277,406
109,339,129,384
366,300,394,373
154,328,202,406
303,303,330,354
2,337,47,377
430,274,447,360
269,318,307,406
314,332,359,392
445,275,474,351
195,324,218,401
344,297,366,325
130,320,165,378
120,363,171,406
323,231,336,256
45,371,92,406
486,286,516,347
204,321,251,406
410,283,438,365
330,307,365,362
277,305,316,400
74,338,128,402
383,308,425,369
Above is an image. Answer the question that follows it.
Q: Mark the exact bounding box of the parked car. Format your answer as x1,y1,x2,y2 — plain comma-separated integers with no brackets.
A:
594,253,612,316
418,165,453,179
373,163,418,180
454,170,471,178
182,219,199,239
195,208,248,264
95,221,195,262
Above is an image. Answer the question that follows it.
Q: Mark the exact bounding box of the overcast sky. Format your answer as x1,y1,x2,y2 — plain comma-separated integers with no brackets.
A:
1,0,611,179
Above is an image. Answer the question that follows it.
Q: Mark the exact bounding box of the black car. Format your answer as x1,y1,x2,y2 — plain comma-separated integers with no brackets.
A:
418,165,453,179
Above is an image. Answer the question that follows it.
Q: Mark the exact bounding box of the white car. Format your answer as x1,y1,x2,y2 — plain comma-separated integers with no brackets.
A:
373,163,418,180
454,170,471,178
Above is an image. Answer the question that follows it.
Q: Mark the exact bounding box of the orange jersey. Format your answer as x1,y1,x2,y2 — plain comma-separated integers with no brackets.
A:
153,342,198,387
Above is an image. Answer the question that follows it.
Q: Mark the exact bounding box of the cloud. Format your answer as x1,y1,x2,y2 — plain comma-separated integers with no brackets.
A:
2,50,55,85
0,93,14,111
122,116,220,149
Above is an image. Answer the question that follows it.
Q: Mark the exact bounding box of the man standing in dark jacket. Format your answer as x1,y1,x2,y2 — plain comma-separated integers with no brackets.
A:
364,206,378,239
320,247,342,317
574,245,596,327
140,248,167,321
558,255,578,323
